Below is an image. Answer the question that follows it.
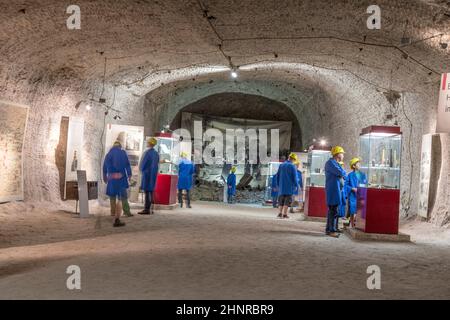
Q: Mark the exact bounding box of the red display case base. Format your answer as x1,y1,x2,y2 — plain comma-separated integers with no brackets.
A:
356,187,400,234
304,186,328,218
154,174,178,205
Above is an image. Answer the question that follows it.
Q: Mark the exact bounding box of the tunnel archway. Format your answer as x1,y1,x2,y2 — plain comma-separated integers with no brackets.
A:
170,92,303,151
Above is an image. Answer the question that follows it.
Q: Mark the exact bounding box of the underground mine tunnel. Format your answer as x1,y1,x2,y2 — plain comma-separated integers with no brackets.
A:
0,0,449,301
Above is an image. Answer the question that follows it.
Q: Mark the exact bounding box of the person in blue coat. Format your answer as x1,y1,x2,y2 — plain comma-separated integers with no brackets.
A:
103,140,132,227
138,137,160,215
227,166,237,204
345,157,367,228
290,161,304,213
271,172,279,208
177,152,196,208
324,146,347,237
276,153,299,219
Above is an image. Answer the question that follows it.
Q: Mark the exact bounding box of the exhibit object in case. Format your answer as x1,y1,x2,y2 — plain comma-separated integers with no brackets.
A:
154,132,178,175
264,161,282,204
304,145,331,218
356,125,402,234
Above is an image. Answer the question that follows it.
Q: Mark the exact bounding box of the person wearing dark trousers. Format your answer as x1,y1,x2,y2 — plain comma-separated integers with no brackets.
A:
138,137,159,215
177,152,195,208
325,146,347,238
271,172,279,208
335,161,347,233
276,153,299,219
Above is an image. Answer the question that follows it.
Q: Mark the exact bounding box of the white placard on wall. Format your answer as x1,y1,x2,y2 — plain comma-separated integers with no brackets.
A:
77,170,90,218
436,73,450,133
418,134,432,218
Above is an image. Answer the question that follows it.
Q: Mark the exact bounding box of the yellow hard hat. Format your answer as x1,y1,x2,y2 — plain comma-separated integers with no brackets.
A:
230,166,237,173
288,153,298,161
113,140,122,147
147,137,157,146
180,151,188,158
331,146,345,156
350,157,361,168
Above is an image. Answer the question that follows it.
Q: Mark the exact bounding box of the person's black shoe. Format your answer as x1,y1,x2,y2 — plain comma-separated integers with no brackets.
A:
336,229,342,233
277,213,283,218
326,232,340,238
187,205,192,208
138,210,150,215
113,219,126,227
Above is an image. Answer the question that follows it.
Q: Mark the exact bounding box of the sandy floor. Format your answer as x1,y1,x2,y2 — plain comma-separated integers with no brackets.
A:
0,200,449,299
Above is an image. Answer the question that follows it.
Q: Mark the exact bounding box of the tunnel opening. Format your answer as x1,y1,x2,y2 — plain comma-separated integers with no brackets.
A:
167,92,304,205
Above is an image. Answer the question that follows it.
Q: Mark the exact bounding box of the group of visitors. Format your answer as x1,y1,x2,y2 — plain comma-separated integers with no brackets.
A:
270,153,304,217
103,136,366,236
102,137,196,227
324,146,367,237
267,146,366,238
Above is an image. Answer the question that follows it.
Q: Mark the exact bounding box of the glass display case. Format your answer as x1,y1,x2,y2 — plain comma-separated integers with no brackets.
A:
264,161,281,203
151,133,179,206
356,126,402,234
359,127,402,189
305,149,331,187
304,145,331,217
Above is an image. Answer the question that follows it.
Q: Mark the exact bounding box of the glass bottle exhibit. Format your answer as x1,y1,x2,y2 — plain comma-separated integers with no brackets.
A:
356,126,402,234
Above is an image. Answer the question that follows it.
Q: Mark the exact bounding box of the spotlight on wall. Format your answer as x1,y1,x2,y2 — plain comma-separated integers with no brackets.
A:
85,104,91,111
231,70,238,78
320,139,327,146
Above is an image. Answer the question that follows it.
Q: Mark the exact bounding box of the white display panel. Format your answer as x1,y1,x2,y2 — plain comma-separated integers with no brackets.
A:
64,117,84,198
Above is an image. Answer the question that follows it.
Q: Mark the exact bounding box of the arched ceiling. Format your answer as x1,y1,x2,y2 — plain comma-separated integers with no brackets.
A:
1,0,449,99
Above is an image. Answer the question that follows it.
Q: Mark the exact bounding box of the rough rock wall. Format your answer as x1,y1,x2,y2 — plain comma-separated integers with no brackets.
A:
0,73,143,202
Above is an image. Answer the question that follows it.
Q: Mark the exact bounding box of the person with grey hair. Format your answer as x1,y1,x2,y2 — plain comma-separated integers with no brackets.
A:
103,140,132,227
